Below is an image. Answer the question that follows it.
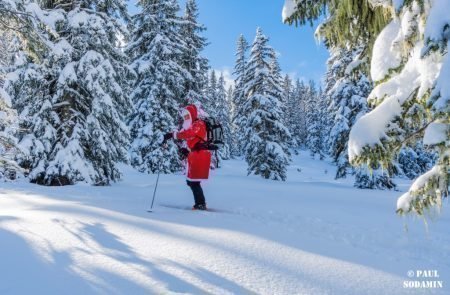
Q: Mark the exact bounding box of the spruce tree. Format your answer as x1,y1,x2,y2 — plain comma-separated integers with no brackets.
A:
179,0,209,105
282,74,293,129
0,0,53,62
290,79,308,147
8,0,131,185
2,3,61,182
242,28,291,181
397,144,436,180
285,0,449,214
127,0,185,173
204,70,217,115
305,80,324,158
284,77,300,149
269,55,284,116
226,85,235,156
231,34,249,157
285,0,397,189
317,86,328,158
326,46,368,178
0,30,21,179
349,1,449,213
0,81,21,179
325,45,395,188
215,73,231,161
0,31,18,71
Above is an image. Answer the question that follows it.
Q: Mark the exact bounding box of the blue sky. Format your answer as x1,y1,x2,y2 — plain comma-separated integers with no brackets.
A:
191,0,329,85
128,0,329,86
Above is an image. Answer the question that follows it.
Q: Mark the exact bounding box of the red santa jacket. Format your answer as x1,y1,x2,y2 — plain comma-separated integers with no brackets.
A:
174,105,211,181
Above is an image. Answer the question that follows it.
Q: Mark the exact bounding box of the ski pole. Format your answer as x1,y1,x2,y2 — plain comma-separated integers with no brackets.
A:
147,167,161,212
148,143,167,212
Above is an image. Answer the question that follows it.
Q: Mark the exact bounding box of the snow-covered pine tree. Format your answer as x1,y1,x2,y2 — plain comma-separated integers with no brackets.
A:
269,59,296,152
179,0,209,105
226,85,235,156
290,78,308,148
326,45,370,179
287,0,449,213
396,143,436,181
399,144,437,179
317,86,328,157
343,46,399,191
231,34,249,157
0,79,21,180
282,74,293,128
61,2,132,185
4,1,140,185
7,56,57,182
0,29,22,180
242,28,291,181
201,72,210,110
204,70,217,115
8,0,131,185
215,73,231,161
348,1,449,214
394,90,436,180
287,77,299,147
127,0,187,173
283,0,397,189
269,55,285,117
305,80,324,158
282,74,299,149
0,0,53,62
0,31,18,71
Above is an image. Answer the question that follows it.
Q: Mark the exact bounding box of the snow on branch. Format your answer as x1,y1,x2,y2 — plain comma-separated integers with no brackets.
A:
282,0,297,22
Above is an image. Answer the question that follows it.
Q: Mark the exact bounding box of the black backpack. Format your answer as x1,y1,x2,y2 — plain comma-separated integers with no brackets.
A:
194,117,223,151
205,117,224,145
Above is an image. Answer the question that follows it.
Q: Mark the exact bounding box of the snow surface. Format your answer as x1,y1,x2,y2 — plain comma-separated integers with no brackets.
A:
1,154,449,294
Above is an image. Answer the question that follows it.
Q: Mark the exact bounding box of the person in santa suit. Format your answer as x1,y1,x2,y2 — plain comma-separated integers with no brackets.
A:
164,104,211,210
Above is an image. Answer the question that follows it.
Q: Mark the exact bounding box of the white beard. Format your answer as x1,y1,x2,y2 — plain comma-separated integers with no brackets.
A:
182,118,192,130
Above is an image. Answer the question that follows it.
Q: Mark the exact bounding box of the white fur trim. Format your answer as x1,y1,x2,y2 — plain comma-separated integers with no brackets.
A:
186,177,208,181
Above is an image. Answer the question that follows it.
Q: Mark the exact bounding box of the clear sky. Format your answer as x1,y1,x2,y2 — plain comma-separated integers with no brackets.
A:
128,0,329,86
191,0,329,85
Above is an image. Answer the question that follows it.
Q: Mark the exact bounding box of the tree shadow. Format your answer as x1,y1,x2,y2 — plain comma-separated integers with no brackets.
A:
3,186,449,294
32,204,407,294
0,226,93,295
53,219,213,294
164,261,259,295
0,215,220,294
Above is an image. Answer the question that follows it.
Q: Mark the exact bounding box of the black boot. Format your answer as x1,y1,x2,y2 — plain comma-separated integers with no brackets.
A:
192,204,207,211
186,180,206,209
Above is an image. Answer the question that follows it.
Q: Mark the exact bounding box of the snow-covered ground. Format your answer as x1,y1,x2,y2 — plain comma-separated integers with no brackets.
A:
0,153,448,295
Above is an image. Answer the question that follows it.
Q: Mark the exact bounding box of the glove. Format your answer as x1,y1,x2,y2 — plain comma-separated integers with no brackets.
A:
162,132,173,143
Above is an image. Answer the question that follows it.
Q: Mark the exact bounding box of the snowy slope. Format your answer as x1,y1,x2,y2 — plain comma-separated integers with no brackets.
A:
0,153,449,295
